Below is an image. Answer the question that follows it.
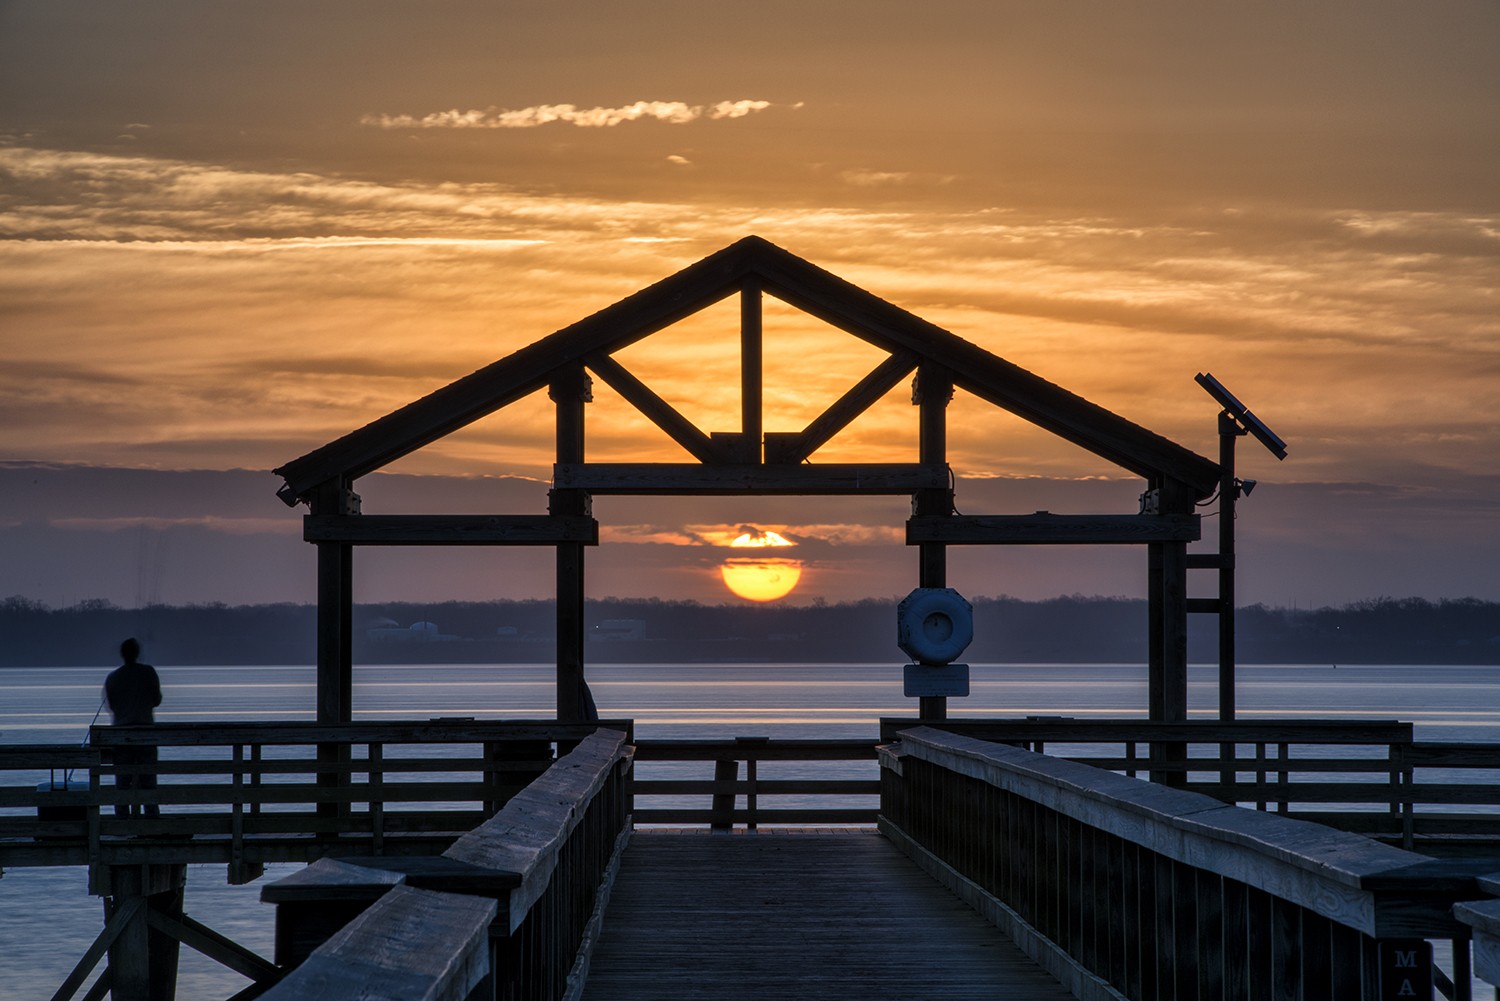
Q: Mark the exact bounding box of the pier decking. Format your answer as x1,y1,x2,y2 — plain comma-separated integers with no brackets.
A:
581,830,1075,1000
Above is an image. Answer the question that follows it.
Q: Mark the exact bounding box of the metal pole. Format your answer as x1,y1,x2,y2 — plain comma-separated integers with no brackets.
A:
1219,411,1241,721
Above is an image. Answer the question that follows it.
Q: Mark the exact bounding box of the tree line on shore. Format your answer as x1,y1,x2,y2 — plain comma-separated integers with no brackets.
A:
2,594,1497,667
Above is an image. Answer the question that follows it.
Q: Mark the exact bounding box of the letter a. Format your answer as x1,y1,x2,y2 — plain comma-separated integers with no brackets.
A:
1396,979,1416,996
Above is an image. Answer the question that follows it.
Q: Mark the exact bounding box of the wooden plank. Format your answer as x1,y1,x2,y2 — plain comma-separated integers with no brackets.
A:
907,513,1201,545
879,717,1413,746
630,779,878,796
0,746,100,769
581,833,1075,1000
553,462,948,494
630,808,878,824
89,720,632,747
258,885,496,1001
585,352,730,464
443,729,627,931
763,349,919,464
260,858,406,903
633,738,876,761
304,514,598,546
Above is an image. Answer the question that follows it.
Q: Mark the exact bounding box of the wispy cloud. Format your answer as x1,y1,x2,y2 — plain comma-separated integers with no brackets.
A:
2,144,1498,486
360,99,772,130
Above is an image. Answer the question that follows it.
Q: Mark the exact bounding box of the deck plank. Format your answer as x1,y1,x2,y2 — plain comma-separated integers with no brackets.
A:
581,832,1076,999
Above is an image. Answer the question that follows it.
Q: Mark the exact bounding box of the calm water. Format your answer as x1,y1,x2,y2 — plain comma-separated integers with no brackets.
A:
3,661,1497,998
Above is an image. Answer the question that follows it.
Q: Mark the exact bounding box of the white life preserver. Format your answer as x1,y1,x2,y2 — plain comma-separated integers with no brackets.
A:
897,587,974,665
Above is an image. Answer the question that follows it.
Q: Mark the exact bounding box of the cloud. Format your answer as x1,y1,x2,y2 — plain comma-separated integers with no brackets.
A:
360,99,773,130
50,516,301,535
840,169,911,187
2,144,1498,487
665,155,692,166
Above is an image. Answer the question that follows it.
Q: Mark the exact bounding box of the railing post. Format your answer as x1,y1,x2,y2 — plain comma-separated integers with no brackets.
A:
710,758,738,831
369,742,383,857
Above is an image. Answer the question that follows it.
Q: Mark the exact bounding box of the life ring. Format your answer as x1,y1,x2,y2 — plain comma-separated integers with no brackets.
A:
897,587,973,664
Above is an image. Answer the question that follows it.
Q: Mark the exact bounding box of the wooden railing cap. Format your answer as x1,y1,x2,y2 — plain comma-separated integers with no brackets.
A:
443,727,629,932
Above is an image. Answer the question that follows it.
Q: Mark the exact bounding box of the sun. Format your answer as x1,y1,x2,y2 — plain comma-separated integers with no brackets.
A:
718,528,803,601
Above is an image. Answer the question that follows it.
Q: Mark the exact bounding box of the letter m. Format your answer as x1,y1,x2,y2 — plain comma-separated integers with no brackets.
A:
1394,950,1417,968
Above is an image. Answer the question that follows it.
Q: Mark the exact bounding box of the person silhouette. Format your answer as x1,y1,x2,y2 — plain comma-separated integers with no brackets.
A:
103,638,161,818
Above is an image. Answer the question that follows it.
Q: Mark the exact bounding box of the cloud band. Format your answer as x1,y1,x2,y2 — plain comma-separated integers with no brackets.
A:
360,99,772,130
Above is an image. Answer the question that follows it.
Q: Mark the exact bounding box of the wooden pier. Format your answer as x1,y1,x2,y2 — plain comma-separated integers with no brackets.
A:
580,830,1075,1000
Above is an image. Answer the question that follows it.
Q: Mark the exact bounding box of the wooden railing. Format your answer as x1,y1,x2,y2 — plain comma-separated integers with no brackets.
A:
881,726,1497,1001
884,718,1500,852
630,737,878,827
0,720,632,873
261,728,633,1001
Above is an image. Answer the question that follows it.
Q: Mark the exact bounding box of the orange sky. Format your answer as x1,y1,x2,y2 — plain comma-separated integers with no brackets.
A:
1,1,1496,608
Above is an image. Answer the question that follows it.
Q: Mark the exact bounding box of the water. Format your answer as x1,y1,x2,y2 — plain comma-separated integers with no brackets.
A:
4,661,1498,998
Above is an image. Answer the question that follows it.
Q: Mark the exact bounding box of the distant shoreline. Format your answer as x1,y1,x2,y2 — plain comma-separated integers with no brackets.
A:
3,595,1496,667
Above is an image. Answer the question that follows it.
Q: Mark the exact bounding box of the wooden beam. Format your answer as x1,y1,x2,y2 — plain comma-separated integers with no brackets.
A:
742,277,762,461
906,513,1201,545
585,352,730,464
764,350,918,465
304,515,598,546
553,462,948,495
273,241,756,496
50,897,142,1001
743,237,1221,496
145,910,280,983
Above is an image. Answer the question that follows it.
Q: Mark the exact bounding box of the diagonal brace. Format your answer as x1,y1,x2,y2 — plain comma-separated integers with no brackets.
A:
764,349,919,464
145,910,280,983
50,897,142,1001
586,352,732,464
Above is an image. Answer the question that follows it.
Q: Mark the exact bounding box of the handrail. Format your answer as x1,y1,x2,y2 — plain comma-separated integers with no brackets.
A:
262,727,632,1001
0,721,632,873
881,726,1491,1001
630,737,878,828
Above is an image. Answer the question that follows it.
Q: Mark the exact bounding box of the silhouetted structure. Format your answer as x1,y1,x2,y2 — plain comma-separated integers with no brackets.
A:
272,237,1232,724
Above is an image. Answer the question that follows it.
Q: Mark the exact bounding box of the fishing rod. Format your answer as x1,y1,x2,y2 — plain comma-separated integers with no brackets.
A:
63,698,106,788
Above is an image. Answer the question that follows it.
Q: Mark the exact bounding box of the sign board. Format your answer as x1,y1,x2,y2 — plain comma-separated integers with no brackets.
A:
903,663,969,698
1378,939,1432,1000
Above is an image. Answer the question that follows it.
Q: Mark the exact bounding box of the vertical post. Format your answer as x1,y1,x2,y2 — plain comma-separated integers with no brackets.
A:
551,365,592,723
742,277,762,463
108,867,150,1001
312,480,356,723
914,364,954,721
1219,414,1243,793
1218,412,1242,721
906,364,954,717
1151,477,1192,785
312,481,355,820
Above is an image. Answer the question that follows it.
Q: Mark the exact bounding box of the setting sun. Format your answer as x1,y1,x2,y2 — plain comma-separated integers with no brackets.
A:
720,528,803,601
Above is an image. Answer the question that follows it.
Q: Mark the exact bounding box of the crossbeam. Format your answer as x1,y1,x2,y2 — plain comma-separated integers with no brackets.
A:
763,349,919,464
303,515,598,546
906,512,1200,545
554,462,947,495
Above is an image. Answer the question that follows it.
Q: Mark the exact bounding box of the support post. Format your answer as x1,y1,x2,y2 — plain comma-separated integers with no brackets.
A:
742,276,762,463
551,365,592,723
104,865,186,1001
914,364,953,721
1150,477,1193,786
1219,412,1243,721
312,481,355,819
312,481,356,724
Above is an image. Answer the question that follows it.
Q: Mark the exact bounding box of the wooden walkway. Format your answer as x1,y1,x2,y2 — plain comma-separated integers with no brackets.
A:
580,830,1074,1000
